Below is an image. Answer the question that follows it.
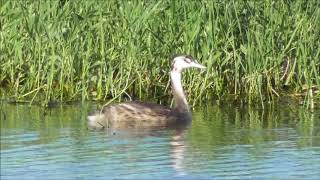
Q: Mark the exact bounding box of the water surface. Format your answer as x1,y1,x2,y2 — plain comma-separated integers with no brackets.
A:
1,102,320,179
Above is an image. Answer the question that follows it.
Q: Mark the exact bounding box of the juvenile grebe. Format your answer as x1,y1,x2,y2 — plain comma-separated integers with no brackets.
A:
87,54,206,129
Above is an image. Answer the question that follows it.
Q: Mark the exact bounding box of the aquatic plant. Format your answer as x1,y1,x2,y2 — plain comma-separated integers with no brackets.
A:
0,0,319,106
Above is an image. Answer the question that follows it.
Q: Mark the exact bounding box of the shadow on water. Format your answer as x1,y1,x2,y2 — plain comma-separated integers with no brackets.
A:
1,101,320,179
192,105,316,152
0,102,94,150
190,103,320,147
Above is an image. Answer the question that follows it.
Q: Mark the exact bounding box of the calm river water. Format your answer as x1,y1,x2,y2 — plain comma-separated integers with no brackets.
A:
1,101,320,179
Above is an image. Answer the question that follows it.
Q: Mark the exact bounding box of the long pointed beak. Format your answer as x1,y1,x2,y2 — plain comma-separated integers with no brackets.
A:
191,61,206,69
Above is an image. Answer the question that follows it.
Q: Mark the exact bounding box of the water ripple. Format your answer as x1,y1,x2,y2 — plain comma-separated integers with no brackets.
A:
1,104,320,179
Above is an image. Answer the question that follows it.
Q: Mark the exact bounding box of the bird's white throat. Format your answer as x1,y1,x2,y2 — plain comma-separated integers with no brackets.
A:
170,71,189,113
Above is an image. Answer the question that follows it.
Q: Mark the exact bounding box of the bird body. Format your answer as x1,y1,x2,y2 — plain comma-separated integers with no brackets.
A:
87,54,205,129
87,101,190,129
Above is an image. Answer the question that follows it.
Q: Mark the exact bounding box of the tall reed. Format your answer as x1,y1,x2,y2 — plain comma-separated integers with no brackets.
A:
0,0,319,106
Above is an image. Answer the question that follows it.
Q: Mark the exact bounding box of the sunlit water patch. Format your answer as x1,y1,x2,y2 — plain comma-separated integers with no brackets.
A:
1,102,320,179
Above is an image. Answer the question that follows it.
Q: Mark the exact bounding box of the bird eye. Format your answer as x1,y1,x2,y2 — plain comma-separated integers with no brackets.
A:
184,58,192,63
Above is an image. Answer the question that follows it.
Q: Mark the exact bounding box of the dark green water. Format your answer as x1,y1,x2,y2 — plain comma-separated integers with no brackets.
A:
1,102,320,179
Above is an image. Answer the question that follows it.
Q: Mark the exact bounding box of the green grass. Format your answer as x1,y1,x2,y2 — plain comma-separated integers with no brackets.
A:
0,0,319,106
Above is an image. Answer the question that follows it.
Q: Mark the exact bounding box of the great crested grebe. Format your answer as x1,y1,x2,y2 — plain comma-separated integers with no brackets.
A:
87,54,206,129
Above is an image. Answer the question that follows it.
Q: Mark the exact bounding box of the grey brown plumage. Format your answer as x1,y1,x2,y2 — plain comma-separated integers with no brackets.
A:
88,101,190,129
87,54,205,129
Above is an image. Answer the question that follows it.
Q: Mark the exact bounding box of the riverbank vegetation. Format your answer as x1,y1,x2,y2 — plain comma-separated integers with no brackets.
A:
0,0,319,107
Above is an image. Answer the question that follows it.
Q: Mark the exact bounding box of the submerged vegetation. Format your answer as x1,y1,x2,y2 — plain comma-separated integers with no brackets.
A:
0,0,319,106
